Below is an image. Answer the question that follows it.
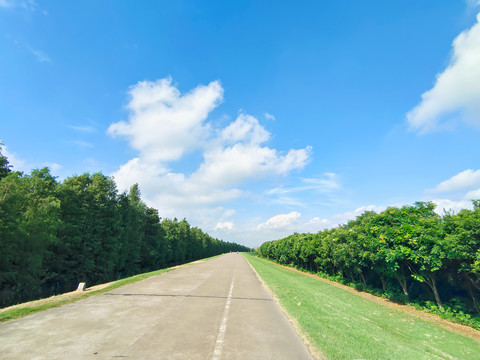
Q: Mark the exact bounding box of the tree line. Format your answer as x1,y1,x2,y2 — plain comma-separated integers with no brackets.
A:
0,146,250,308
257,201,480,319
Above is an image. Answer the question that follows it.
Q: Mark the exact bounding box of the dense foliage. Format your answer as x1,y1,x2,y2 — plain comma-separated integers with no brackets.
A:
0,146,249,308
257,202,480,322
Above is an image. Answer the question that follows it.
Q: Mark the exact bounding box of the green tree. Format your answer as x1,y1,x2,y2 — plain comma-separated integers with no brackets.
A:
443,201,480,313
0,143,12,180
56,173,121,286
0,168,60,305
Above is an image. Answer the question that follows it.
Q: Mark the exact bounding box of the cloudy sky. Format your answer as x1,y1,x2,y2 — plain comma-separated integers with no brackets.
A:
1,1,480,247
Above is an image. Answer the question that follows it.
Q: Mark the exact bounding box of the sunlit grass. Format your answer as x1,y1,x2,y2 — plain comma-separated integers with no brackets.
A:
243,253,480,360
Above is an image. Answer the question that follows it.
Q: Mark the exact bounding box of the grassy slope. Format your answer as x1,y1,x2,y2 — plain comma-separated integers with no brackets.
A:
243,253,480,360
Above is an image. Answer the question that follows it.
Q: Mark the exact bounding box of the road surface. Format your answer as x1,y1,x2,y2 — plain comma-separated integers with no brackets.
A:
0,253,313,359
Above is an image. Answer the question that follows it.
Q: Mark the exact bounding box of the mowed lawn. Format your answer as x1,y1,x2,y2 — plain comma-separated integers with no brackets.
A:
243,253,480,360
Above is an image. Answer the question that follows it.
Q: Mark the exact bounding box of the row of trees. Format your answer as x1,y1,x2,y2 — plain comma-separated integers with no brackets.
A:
0,146,249,307
257,202,480,315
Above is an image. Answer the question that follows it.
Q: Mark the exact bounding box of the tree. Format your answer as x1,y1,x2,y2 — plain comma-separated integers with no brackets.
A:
140,207,167,271
0,156,250,307
56,173,121,286
0,143,12,180
0,168,60,305
443,201,480,313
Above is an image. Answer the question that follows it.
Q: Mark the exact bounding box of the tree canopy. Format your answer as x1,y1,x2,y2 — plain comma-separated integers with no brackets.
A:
257,202,480,318
0,149,249,308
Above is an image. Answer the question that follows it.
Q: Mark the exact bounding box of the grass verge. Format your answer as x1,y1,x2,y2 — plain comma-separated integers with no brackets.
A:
0,255,219,323
243,252,480,360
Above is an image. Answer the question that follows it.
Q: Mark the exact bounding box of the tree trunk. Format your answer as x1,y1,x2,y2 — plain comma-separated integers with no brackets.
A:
466,273,480,291
431,279,443,308
424,273,443,308
465,274,480,315
380,274,387,291
359,270,367,287
396,275,409,300
348,270,355,283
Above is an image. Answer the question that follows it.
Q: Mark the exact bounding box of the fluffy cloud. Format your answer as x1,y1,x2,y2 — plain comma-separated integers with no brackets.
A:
219,114,270,145
112,157,242,219
215,222,234,231
425,169,480,214
329,205,386,225
193,114,311,188
110,78,312,223
193,144,311,188
466,188,480,199
407,13,480,132
1,145,26,171
109,78,223,162
430,198,473,214
234,207,383,247
256,212,301,230
429,169,480,192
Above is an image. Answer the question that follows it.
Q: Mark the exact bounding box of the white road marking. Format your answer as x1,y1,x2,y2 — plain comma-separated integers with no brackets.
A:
211,277,235,360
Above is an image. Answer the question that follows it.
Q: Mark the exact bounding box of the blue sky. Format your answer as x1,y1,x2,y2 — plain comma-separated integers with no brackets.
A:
1,1,480,247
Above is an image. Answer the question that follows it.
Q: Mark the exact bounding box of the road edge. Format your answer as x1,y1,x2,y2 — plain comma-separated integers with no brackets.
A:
241,253,325,360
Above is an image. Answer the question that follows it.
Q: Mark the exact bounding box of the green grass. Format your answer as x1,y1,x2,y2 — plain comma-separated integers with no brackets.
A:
0,255,219,323
243,253,480,360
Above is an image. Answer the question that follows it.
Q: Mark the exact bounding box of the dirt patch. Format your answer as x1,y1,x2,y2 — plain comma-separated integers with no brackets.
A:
260,257,480,342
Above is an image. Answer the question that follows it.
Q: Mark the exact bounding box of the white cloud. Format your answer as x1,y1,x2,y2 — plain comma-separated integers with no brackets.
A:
267,173,340,195
192,143,311,188
112,157,242,218
429,169,480,192
28,47,50,62
215,222,234,231
110,78,312,225
219,114,270,145
330,205,386,225
431,198,473,214
465,188,480,199
299,216,331,233
407,13,480,132
73,140,94,149
231,207,383,247
108,78,223,163
265,173,341,209
257,212,301,230
223,209,236,217
1,145,26,171
69,125,97,133
424,169,480,214
264,112,276,121
1,144,64,175
44,162,61,173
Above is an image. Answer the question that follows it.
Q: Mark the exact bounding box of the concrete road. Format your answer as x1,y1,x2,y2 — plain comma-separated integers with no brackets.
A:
0,253,313,359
